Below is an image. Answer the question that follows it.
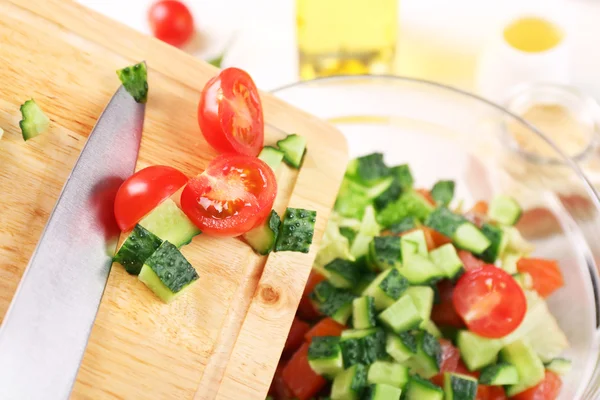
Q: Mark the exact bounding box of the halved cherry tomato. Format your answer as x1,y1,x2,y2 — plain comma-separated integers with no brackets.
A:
453,265,527,338
282,343,326,400
477,385,507,400
431,280,466,328
459,250,487,271
297,272,326,321
511,371,562,400
114,165,188,232
198,68,264,156
283,317,311,357
305,318,346,343
180,154,276,236
148,1,194,47
517,258,564,298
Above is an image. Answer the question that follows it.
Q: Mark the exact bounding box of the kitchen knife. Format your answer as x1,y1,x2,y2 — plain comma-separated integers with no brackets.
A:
0,85,145,399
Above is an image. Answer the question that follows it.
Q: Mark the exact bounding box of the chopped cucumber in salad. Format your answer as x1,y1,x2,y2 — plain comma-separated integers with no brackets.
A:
274,153,571,400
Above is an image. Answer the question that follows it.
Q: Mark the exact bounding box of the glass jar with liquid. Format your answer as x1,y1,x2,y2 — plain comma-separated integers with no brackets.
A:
296,0,398,80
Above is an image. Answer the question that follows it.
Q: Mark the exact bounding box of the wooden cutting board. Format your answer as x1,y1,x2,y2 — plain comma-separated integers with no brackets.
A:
0,0,348,398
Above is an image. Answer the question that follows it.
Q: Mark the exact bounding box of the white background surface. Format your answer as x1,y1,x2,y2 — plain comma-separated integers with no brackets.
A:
78,0,600,97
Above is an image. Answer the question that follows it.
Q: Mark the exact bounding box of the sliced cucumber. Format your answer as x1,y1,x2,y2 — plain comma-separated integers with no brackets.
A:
544,358,572,376
400,229,428,261
258,146,285,171
19,99,50,141
404,286,435,323
404,330,441,379
116,62,148,103
139,198,201,247
457,330,502,371
362,383,402,400
362,268,409,310
243,210,280,255
311,281,355,325
429,243,464,280
421,320,442,339
443,373,477,400
377,294,422,334
367,236,402,271
488,195,522,226
387,216,417,235
398,254,445,285
275,207,316,253
277,134,307,168
386,332,417,363
308,336,344,377
352,296,377,329
376,191,434,228
331,364,368,400
403,375,443,400
478,362,519,385
479,223,507,263
500,339,545,396
425,207,491,254
325,258,363,289
113,224,162,275
340,328,386,367
367,361,409,389
138,241,199,303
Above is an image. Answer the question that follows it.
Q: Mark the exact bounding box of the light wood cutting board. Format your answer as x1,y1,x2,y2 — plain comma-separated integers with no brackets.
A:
0,0,348,398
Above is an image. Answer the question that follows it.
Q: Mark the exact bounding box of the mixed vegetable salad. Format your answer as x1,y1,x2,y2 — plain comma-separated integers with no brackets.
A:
269,153,570,400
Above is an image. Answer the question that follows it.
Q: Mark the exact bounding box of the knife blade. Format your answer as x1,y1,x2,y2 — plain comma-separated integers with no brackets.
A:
0,85,145,400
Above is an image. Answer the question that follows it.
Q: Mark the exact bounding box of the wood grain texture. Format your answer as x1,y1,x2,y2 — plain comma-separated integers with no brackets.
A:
0,1,348,399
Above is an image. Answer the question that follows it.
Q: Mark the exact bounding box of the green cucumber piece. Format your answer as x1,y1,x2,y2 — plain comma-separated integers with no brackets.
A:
277,133,307,168
325,258,363,289
362,269,409,310
113,224,163,275
138,241,199,303
346,153,389,184
340,328,386,367
19,99,50,141
367,236,402,271
386,332,417,363
443,373,478,400
488,195,522,226
479,223,507,263
387,216,417,235
362,383,402,400
352,296,377,329
544,358,572,376
367,361,409,389
400,229,428,261
429,243,464,280
377,294,422,334
403,375,443,400
116,62,148,103
398,254,445,285
331,364,368,400
310,281,356,325
457,330,502,371
308,336,344,377
139,198,201,247
275,207,316,253
478,363,519,385
377,191,434,228
258,146,285,171
500,340,545,396
404,330,441,379
430,180,455,207
243,210,280,255
404,286,434,322
425,208,490,254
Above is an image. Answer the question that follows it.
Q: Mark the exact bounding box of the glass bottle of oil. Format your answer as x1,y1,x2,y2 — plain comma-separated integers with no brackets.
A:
296,0,398,80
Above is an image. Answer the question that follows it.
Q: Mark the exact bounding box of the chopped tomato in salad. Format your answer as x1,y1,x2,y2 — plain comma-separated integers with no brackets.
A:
511,371,562,400
304,318,345,343
282,343,326,400
283,317,311,357
517,258,564,298
431,280,466,328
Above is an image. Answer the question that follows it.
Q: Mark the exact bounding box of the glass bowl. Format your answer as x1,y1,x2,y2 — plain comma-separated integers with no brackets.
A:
273,75,600,399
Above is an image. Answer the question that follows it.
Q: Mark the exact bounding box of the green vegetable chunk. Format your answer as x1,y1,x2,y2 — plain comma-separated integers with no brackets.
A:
117,62,148,103
367,361,409,389
362,383,402,400
277,133,307,168
403,330,442,378
346,153,389,183
275,207,316,253
352,296,377,329
479,223,507,263
139,198,201,247
243,210,281,255
367,236,402,271
340,328,387,367
325,258,363,288
386,332,417,363
362,268,409,310
114,224,163,275
387,216,417,235
311,281,356,324
443,373,478,400
430,180,455,207
138,241,199,303
377,191,434,228
19,99,50,141
488,195,522,226
478,363,519,385
331,364,368,400
425,207,490,254
258,146,285,171
377,294,422,334
308,336,344,377
544,358,572,376
403,375,443,400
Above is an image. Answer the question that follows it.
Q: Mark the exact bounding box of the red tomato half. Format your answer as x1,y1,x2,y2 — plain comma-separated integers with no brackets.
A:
511,371,562,400
148,1,194,47
283,318,311,357
282,343,326,400
431,280,466,329
180,154,276,236
453,266,527,338
517,258,564,298
114,165,188,232
198,68,264,156
305,318,346,343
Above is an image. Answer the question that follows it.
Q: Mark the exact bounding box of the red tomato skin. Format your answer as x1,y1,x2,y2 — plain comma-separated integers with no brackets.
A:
283,318,311,357
269,363,294,400
282,343,326,400
517,258,564,298
431,280,466,329
148,0,194,47
114,165,188,232
453,265,527,338
198,68,264,157
180,155,276,237
458,250,488,271
296,272,326,321
477,385,507,400
305,318,346,343
511,371,562,400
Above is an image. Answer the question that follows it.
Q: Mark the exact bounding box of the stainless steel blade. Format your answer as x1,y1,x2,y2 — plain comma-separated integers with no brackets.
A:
0,86,145,400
